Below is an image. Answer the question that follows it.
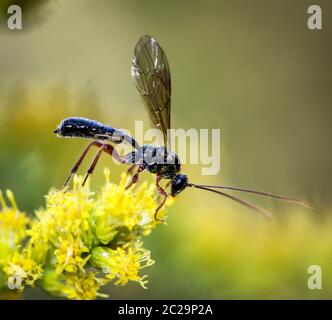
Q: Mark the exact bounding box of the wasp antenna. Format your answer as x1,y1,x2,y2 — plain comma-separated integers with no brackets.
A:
188,184,273,220
189,184,312,209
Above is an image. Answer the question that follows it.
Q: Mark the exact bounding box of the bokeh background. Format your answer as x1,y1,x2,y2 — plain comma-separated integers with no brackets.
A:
1,0,332,299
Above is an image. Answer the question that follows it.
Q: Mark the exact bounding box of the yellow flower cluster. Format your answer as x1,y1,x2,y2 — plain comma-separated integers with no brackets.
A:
91,241,155,288
0,190,29,253
0,190,42,290
4,252,43,291
0,170,172,299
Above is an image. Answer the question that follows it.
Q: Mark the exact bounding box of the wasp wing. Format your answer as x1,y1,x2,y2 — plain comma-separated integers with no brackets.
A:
131,35,171,148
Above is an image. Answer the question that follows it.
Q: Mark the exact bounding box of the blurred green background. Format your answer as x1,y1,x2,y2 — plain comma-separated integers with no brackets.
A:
1,0,332,299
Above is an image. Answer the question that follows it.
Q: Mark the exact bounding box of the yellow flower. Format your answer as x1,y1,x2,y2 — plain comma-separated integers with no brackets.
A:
54,236,89,273
27,176,95,270
0,171,173,299
42,176,95,247
42,269,109,300
0,190,30,251
90,241,155,289
94,170,173,240
3,252,43,291
0,190,31,290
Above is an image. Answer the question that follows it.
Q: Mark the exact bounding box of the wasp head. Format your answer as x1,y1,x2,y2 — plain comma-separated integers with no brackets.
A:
171,174,188,197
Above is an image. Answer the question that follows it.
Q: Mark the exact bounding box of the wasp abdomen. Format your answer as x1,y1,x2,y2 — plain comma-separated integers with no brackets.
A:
54,117,127,143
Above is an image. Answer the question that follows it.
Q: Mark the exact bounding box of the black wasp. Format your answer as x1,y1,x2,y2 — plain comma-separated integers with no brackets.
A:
54,35,310,221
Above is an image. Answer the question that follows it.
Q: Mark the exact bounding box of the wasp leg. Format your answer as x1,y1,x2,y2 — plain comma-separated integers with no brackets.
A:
82,143,125,186
125,163,146,190
61,141,106,188
103,143,125,164
82,145,105,186
127,164,137,176
154,174,168,222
